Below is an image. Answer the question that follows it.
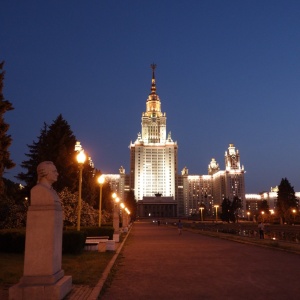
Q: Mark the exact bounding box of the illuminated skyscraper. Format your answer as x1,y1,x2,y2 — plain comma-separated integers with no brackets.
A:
104,65,246,218
129,64,178,201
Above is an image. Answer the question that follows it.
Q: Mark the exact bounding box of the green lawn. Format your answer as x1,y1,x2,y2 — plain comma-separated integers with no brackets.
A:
0,253,24,284
0,251,115,286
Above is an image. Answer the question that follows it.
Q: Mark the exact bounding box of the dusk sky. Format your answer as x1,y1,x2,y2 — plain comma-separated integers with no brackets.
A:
2,1,300,193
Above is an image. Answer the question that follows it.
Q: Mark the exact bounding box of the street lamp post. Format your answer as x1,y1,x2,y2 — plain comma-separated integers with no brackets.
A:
120,202,127,232
261,211,265,223
199,207,204,221
125,208,130,229
214,205,219,222
292,209,296,224
247,211,250,221
76,151,86,231
97,175,105,227
112,193,120,242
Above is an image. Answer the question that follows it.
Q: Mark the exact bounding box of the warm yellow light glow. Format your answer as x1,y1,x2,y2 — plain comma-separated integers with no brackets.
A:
112,192,117,199
269,209,274,214
247,212,250,215
261,211,265,215
97,174,105,185
245,194,261,200
214,205,219,221
120,203,125,209
292,209,296,213
77,150,86,164
115,197,120,203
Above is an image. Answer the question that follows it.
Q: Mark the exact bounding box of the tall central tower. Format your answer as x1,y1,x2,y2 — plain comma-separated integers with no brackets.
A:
129,64,178,201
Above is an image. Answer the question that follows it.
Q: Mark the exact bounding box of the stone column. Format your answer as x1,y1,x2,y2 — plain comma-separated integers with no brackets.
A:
113,203,120,242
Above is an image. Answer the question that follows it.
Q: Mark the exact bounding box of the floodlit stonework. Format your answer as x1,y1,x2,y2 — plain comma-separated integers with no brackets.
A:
103,66,246,218
9,162,72,300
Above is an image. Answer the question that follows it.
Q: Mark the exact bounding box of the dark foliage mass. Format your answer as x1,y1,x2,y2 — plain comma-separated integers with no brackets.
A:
221,196,242,223
62,230,86,254
0,61,15,194
124,190,137,220
16,115,78,195
0,229,26,253
16,114,104,207
277,178,298,224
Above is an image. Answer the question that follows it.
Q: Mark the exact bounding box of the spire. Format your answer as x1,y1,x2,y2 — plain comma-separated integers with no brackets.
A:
145,63,162,115
150,63,157,95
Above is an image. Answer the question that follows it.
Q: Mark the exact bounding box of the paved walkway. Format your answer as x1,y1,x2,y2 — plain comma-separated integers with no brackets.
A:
100,220,300,300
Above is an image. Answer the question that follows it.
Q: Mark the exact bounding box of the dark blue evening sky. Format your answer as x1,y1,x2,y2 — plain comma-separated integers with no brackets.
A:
1,1,300,193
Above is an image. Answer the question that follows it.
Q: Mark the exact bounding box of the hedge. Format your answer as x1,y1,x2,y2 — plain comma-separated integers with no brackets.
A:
0,229,87,254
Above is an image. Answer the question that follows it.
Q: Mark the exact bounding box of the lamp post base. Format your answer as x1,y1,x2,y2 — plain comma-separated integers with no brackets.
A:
113,233,120,242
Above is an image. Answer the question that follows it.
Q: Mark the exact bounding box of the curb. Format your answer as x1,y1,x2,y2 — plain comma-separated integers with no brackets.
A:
184,227,300,255
87,226,132,300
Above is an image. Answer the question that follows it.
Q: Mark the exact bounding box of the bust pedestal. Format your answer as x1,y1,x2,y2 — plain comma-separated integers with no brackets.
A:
9,185,72,300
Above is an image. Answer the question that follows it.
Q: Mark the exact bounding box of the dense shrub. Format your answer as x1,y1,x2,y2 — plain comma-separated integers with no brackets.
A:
0,229,26,253
62,230,86,254
81,226,114,240
0,229,87,254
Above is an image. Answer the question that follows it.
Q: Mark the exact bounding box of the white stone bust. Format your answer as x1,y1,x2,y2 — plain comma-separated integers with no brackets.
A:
31,161,61,206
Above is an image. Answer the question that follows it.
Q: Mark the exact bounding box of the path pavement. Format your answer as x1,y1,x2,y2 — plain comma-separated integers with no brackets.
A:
100,220,300,300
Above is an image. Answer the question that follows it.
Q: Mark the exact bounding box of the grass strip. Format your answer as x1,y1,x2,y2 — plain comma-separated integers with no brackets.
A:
0,251,115,287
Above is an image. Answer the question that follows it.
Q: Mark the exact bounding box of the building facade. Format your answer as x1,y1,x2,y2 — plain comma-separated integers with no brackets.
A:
104,65,246,218
129,64,178,202
178,144,246,217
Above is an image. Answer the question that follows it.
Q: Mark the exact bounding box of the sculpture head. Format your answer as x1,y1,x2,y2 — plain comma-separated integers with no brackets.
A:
37,161,59,185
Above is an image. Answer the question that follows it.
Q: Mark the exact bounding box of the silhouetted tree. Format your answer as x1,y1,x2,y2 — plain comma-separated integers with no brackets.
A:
231,196,242,223
258,199,269,214
17,115,103,210
124,190,137,221
17,115,79,195
0,61,15,194
16,123,48,194
277,178,298,224
0,178,28,229
221,196,242,223
221,198,231,223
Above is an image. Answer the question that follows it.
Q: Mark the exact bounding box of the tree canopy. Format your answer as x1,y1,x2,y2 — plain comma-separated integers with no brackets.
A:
221,196,242,223
258,199,269,214
277,178,298,224
17,115,78,194
16,114,100,207
0,61,15,195
124,190,137,221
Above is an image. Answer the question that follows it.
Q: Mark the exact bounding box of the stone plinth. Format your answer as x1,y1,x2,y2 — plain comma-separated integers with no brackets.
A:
9,275,72,300
106,240,116,251
113,233,120,242
9,182,72,300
